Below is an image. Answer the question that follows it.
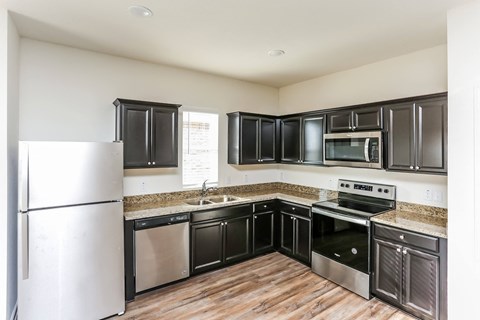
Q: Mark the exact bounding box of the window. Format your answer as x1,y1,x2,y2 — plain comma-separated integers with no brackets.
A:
182,111,219,187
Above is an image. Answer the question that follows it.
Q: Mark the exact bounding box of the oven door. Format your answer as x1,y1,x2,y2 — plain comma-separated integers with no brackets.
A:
312,208,370,273
323,131,382,168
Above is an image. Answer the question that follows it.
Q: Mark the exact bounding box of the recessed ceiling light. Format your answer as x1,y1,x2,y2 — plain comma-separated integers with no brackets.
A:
268,50,285,57
128,5,153,17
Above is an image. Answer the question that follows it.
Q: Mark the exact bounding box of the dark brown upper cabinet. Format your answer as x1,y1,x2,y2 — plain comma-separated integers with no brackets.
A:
327,106,383,132
280,114,325,165
385,94,447,174
227,112,277,164
114,98,180,168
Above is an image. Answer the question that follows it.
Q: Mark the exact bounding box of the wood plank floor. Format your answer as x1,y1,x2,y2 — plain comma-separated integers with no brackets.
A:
120,253,415,320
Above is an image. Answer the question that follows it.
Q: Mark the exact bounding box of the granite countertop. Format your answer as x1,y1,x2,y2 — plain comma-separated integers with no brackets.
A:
372,210,448,239
124,182,448,240
124,189,320,220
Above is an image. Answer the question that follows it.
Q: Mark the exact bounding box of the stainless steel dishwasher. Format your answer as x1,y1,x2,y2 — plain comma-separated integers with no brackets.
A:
134,213,190,293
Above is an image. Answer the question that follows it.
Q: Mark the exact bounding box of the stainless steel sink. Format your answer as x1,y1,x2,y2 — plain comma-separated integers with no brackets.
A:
184,195,241,206
208,195,240,203
184,199,213,206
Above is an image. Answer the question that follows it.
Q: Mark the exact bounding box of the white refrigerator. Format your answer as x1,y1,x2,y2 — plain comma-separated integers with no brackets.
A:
18,141,125,320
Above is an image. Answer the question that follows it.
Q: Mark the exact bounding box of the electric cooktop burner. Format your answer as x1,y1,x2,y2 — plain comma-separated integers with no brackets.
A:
312,179,397,219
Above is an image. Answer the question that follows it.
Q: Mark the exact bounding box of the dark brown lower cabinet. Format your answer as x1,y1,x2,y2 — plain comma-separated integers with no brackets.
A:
279,213,311,265
373,223,447,320
253,211,275,255
191,215,251,274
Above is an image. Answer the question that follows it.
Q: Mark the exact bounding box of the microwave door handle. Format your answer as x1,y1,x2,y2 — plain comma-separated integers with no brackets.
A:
364,138,370,162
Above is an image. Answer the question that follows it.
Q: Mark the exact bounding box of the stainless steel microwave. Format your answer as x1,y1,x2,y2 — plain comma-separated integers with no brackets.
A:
323,131,383,169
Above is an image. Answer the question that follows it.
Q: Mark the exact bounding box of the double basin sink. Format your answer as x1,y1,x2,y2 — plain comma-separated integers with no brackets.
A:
185,195,242,206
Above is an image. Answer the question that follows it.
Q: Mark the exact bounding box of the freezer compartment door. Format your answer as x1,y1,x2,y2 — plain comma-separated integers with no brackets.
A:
19,141,123,211
18,202,124,320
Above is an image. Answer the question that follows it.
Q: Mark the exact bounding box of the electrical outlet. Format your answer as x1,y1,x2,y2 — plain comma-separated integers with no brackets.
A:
425,189,432,201
433,191,443,202
328,179,336,189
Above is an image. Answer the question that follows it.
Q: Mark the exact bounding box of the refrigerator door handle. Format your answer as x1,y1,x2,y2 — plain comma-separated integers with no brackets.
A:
21,213,29,280
19,142,29,212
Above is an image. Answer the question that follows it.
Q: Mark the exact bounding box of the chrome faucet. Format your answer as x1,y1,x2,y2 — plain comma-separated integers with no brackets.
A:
201,179,217,198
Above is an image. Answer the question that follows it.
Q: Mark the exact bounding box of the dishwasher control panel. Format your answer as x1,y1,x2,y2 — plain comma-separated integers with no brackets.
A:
135,213,189,230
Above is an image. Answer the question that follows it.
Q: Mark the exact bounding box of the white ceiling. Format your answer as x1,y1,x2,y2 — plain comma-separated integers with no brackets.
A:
2,0,470,87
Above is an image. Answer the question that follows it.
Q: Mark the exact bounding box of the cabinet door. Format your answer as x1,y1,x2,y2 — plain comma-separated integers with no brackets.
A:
327,111,352,132
151,107,178,167
386,103,415,171
294,216,311,264
302,115,324,165
281,117,301,163
191,221,223,274
280,213,295,255
253,211,274,254
372,238,403,304
122,105,150,168
260,118,276,163
403,247,439,320
416,97,447,173
224,216,251,263
353,106,383,131
240,116,260,164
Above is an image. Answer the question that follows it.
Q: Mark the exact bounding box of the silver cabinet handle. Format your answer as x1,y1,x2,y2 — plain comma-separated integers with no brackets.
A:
224,222,228,225
396,248,401,253
263,205,267,208
152,161,155,165
415,166,420,170
220,222,224,226
254,216,258,219
292,207,295,211
409,166,414,169
21,214,29,280
402,249,407,255
258,159,261,162
148,161,151,165
349,126,352,129
353,126,356,130
290,216,294,220
399,234,405,240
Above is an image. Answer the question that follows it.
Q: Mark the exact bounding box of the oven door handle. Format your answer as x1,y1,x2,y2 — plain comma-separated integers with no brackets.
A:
312,208,370,226
364,138,370,162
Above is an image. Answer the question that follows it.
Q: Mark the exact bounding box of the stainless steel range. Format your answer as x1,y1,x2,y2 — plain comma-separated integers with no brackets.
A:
311,179,396,299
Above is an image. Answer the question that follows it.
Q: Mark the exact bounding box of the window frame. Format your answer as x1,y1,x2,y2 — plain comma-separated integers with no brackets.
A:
181,110,219,189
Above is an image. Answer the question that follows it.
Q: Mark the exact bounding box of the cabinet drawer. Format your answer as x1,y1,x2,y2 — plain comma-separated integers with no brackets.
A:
279,201,310,218
253,201,276,213
191,204,252,223
374,224,438,253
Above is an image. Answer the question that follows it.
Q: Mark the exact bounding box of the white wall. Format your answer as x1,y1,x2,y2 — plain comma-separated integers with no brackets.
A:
0,8,19,320
19,39,279,195
278,45,448,207
279,45,447,113
447,2,480,318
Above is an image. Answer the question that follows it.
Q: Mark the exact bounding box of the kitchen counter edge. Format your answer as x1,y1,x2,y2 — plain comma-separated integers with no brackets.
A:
124,192,317,221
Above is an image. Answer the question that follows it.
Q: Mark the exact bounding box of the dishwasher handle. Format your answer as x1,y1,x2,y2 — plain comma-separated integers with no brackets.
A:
135,214,189,230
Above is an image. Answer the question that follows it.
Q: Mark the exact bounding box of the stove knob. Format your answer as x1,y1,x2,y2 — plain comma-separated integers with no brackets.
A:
340,183,345,187
345,184,350,188
378,188,382,192
384,189,389,193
